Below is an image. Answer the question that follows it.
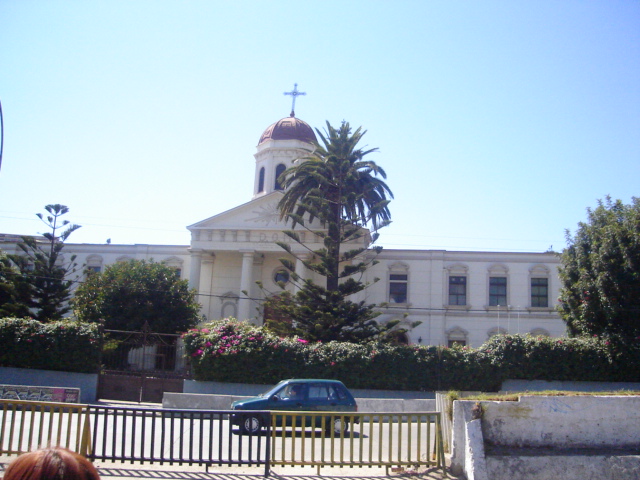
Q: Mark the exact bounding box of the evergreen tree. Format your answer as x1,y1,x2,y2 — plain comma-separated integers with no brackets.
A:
262,121,402,342
10,204,80,321
0,250,32,317
558,196,640,340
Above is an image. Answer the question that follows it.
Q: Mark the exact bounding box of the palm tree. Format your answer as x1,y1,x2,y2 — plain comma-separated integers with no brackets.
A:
277,121,393,292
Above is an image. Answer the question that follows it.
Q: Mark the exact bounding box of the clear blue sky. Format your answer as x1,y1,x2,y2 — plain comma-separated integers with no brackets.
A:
1,1,638,252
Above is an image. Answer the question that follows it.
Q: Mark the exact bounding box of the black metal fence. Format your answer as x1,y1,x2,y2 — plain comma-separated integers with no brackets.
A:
86,405,271,476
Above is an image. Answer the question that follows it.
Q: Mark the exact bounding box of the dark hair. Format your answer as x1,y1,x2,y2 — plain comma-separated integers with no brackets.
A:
3,447,100,480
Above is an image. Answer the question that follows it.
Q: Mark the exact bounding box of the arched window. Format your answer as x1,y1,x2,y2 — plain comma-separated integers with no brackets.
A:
86,255,103,274
487,327,508,340
274,164,286,190
387,331,409,345
446,326,469,347
258,167,265,193
529,328,550,338
163,256,184,278
220,292,238,319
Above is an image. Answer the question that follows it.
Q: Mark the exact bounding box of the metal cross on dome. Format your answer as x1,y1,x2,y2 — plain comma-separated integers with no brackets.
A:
283,83,306,117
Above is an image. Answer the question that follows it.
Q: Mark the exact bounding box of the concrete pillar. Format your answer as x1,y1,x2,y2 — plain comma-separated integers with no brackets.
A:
294,255,308,293
238,250,255,321
188,249,203,292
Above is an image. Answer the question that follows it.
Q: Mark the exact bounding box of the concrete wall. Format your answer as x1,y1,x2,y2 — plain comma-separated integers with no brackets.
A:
0,367,98,404
183,379,435,399
164,392,435,414
502,379,640,393
482,395,640,448
451,396,640,480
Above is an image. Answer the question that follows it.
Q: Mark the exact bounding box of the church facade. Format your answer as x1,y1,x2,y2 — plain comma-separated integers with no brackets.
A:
1,113,566,347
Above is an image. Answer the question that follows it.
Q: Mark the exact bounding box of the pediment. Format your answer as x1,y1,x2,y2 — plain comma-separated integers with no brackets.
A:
188,193,290,232
187,192,331,251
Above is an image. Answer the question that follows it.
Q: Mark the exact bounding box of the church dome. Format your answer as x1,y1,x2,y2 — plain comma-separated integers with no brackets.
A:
258,115,317,145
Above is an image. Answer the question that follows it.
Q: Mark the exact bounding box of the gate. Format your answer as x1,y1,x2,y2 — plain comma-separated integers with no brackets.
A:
98,323,189,403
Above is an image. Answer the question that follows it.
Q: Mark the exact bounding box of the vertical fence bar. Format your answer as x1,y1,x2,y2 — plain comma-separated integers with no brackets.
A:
38,404,46,450
0,403,7,451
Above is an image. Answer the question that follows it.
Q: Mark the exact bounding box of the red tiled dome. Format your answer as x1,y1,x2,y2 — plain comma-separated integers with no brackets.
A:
259,115,317,145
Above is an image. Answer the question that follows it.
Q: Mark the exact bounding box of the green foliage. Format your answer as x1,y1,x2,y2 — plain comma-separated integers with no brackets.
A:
0,317,101,373
559,196,640,340
184,320,640,391
262,284,401,343
0,250,32,318
8,204,81,321
73,259,201,333
263,121,394,342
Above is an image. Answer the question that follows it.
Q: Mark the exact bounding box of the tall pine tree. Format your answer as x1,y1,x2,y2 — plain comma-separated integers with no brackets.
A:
11,204,81,321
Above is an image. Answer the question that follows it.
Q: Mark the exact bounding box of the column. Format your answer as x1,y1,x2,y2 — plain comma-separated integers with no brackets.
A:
294,255,308,293
238,250,255,322
188,249,203,292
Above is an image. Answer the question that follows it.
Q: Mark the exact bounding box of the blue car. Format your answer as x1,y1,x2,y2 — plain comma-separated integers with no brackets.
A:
231,379,358,435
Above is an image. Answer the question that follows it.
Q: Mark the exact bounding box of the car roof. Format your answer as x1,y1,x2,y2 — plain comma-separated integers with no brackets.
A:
286,379,345,384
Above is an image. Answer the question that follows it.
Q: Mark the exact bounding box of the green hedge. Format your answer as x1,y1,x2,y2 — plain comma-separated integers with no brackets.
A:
183,319,640,391
0,318,102,374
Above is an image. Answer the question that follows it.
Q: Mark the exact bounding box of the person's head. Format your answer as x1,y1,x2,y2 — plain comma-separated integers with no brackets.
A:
3,447,100,480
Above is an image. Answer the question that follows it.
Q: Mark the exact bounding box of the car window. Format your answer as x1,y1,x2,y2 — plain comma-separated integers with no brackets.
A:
308,385,329,400
280,383,306,400
334,385,348,400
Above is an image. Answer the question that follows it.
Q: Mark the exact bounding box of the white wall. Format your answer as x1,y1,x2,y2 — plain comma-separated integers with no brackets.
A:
1,234,567,346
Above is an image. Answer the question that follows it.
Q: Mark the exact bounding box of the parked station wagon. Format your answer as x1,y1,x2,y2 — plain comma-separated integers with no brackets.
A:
231,379,358,435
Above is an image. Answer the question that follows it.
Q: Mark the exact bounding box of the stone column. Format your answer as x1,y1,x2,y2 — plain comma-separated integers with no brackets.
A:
188,249,203,292
238,250,255,321
294,255,308,293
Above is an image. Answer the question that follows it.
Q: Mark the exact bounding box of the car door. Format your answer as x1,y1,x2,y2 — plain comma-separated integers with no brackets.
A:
307,382,336,428
268,382,308,426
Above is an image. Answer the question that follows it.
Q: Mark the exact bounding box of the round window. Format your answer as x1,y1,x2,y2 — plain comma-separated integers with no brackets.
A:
274,270,290,284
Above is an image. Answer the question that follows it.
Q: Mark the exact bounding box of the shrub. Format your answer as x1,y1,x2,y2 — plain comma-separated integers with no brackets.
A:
0,317,102,374
183,320,640,391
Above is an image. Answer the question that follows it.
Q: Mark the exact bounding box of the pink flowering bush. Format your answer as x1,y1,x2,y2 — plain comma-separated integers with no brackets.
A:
184,319,640,391
182,318,497,390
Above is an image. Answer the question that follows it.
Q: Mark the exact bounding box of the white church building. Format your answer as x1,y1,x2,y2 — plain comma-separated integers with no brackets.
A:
1,112,566,347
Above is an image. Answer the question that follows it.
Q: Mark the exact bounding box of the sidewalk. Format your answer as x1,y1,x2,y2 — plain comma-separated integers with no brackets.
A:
2,458,459,479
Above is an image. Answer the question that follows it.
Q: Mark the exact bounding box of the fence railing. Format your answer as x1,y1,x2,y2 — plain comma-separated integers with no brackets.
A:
269,411,445,474
0,400,91,457
87,405,271,476
0,401,445,477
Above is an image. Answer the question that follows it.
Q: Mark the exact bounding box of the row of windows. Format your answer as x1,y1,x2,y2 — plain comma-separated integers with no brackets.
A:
389,275,550,308
446,327,551,347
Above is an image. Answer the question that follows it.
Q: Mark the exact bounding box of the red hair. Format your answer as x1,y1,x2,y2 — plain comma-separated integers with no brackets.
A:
2,447,100,480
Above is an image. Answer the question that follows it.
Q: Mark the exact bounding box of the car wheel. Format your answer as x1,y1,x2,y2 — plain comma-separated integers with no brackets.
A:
242,415,262,435
326,417,348,436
